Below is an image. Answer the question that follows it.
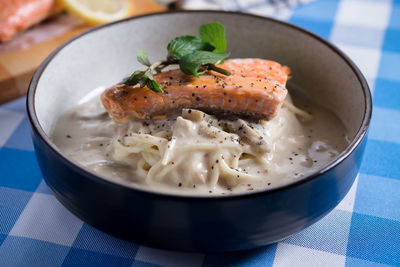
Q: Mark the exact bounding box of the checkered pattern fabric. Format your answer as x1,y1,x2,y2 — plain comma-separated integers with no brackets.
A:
183,0,316,20
1,0,399,266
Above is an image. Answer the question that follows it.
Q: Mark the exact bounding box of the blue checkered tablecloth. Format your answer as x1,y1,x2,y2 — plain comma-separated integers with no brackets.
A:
1,0,400,266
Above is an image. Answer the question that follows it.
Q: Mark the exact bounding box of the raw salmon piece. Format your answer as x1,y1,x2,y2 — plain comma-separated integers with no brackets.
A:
101,58,290,123
0,0,62,42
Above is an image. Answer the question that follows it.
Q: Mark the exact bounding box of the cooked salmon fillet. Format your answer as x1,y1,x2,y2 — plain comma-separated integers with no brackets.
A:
101,58,290,123
0,0,62,42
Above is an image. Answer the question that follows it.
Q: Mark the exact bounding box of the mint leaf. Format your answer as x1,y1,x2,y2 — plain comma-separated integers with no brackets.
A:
137,49,151,67
138,71,150,87
124,22,231,94
167,36,213,60
124,70,145,86
145,79,163,93
199,22,227,53
138,77,147,88
179,51,229,77
128,70,162,93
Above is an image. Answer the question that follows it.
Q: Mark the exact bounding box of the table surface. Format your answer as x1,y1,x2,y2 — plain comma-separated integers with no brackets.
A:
1,0,400,266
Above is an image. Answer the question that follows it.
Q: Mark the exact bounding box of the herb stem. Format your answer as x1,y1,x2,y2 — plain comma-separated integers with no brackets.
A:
207,64,231,76
149,60,165,72
150,58,179,73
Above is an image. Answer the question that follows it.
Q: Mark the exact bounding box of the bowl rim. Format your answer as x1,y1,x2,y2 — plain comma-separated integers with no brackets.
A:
27,10,372,201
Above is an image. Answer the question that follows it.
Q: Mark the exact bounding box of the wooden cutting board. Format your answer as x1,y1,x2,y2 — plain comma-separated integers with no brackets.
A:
0,0,165,104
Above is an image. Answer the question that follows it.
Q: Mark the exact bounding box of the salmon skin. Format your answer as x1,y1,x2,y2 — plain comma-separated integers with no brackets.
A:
101,58,290,123
0,0,62,42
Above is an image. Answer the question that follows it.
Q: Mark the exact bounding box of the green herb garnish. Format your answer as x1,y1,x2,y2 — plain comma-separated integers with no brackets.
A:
123,22,231,93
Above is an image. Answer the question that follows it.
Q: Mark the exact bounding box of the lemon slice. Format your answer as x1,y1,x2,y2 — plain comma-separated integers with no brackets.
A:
59,0,134,25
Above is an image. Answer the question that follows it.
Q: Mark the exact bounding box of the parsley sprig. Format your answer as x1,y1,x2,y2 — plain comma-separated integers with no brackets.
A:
123,22,231,93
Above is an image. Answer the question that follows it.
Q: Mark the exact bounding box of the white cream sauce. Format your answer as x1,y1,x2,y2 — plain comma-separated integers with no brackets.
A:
52,92,349,195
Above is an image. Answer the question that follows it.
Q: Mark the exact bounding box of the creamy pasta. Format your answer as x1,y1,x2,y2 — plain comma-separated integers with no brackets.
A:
52,92,348,195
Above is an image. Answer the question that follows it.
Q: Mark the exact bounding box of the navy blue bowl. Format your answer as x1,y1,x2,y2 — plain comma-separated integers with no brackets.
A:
27,11,371,252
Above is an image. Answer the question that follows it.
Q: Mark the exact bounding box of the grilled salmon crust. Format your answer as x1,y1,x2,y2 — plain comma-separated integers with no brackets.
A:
101,58,290,123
